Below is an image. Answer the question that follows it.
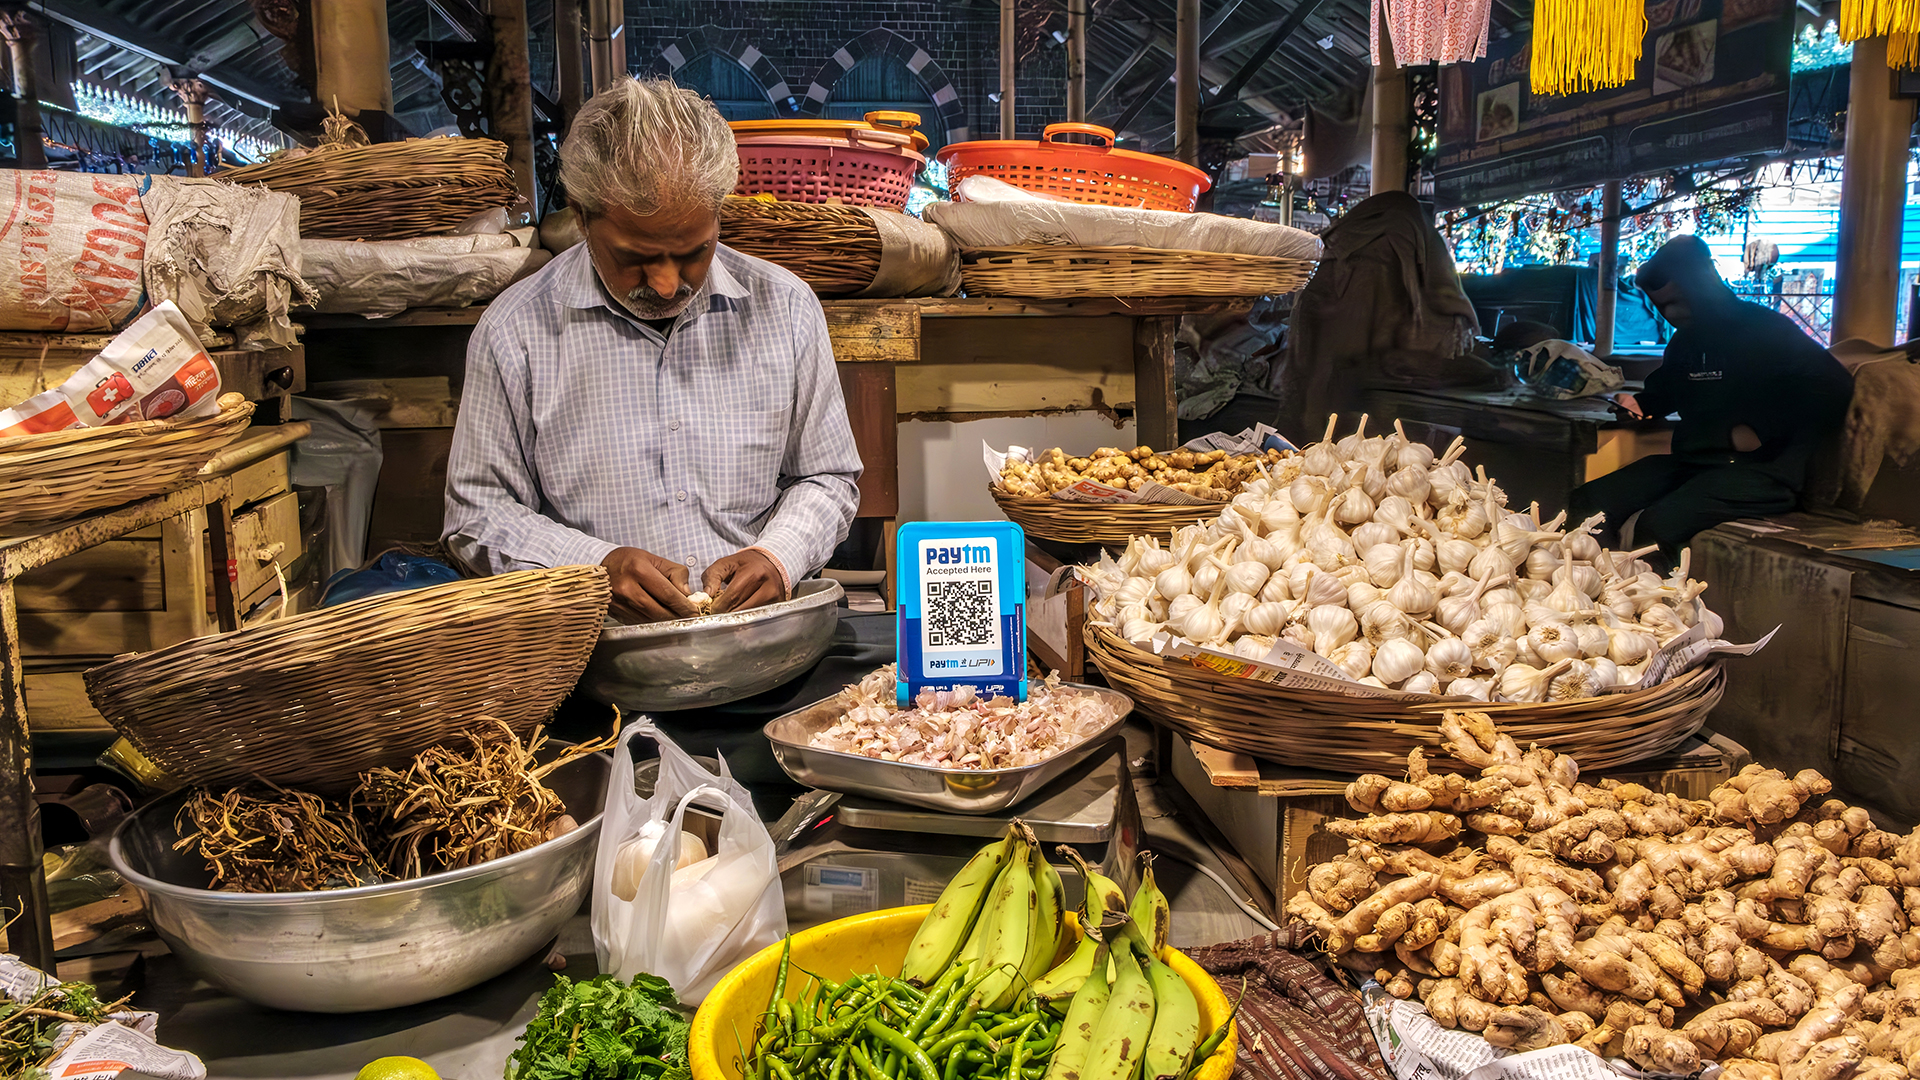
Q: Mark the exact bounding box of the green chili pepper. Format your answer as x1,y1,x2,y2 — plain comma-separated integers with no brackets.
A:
851,1045,891,1080
864,1018,942,1080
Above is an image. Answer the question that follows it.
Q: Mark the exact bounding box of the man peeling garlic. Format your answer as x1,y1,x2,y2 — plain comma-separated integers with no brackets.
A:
443,79,860,623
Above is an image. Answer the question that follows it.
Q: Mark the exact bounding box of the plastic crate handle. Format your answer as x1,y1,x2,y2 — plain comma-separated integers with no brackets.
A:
865,110,923,131
1043,123,1116,148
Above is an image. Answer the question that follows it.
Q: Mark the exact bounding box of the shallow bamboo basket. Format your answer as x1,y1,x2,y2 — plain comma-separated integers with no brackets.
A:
222,137,517,241
719,196,880,296
1087,624,1727,774
990,487,1224,550
960,246,1315,298
0,399,255,532
85,566,612,793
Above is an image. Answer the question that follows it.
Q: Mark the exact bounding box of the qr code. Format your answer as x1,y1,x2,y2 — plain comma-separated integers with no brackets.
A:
926,579,996,646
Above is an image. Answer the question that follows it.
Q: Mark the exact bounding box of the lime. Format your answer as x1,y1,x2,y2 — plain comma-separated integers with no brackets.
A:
355,1057,440,1080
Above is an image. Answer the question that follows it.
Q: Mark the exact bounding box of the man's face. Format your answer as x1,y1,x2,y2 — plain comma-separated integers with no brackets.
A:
1647,281,1694,330
584,201,720,320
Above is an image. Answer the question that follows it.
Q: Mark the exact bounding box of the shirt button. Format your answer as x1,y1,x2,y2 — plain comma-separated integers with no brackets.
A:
685,556,696,566
669,420,681,431
676,490,687,501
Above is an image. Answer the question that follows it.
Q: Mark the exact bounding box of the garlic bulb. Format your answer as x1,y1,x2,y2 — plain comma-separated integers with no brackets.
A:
1289,474,1334,516
1393,421,1435,471
1155,562,1192,601
1220,592,1258,625
1498,658,1572,703
1260,500,1299,535
1525,619,1581,664
1401,671,1440,695
1703,605,1725,639
1283,622,1316,651
1568,531,1602,562
1386,544,1438,616
1295,568,1348,607
1234,636,1274,660
1308,605,1359,651
1483,601,1527,639
1588,657,1619,689
1468,543,1517,584
1334,413,1371,460
1137,546,1176,576
1331,481,1375,525
1437,493,1490,539
1175,579,1229,643
1570,562,1604,598
1351,521,1399,553
1373,638,1428,684
1120,615,1163,640
1329,640,1373,680
1303,416,1343,475
1333,563,1374,587
1616,659,1650,688
1167,591,1202,626
1357,462,1390,502
1570,621,1610,659
1374,495,1419,535
1386,463,1431,505
1435,571,1500,635
1436,538,1479,575
1259,573,1292,604
1640,604,1687,644
1446,676,1492,702
1244,601,1290,637
1236,532,1282,571
1192,560,1223,597
1359,676,1390,689
1549,659,1596,701
1435,570,1473,597
1525,547,1561,581
612,822,711,902
1348,581,1384,611
1360,603,1416,646
1116,577,1155,607
1365,543,1406,588
1606,623,1656,665
1514,578,1553,602
1426,636,1474,680
1480,586,1520,610
1225,560,1269,595
1146,596,1169,621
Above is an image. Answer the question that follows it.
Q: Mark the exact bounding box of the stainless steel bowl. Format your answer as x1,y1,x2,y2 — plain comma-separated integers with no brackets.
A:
108,752,609,1013
580,578,843,712
763,684,1133,813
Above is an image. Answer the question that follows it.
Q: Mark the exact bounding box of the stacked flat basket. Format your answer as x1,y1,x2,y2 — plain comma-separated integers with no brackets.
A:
221,137,518,242
961,246,1316,299
0,395,254,531
85,565,613,793
989,489,1225,550
1085,624,1728,775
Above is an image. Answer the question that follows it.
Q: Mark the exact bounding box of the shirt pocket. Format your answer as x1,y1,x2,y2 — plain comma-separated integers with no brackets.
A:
698,407,790,515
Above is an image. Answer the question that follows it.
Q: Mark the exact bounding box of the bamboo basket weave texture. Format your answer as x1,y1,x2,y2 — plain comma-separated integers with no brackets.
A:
990,488,1224,550
0,398,254,532
85,565,612,793
1087,624,1726,775
221,138,517,242
961,246,1315,298
719,196,881,296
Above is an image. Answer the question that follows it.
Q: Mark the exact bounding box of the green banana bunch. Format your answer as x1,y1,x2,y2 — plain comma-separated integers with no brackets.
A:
1020,848,1066,992
971,827,1039,1012
1077,922,1158,1080
1129,852,1171,955
901,828,1015,985
1041,940,1110,1080
1032,847,1126,1006
1142,951,1200,1080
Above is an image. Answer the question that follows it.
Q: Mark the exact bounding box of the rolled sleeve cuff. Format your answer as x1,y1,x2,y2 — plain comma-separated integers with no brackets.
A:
747,545,793,598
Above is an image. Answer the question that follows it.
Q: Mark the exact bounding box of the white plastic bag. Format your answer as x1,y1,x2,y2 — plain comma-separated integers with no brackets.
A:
591,720,787,1003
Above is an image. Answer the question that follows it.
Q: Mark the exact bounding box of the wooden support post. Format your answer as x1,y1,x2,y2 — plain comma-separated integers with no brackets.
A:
310,0,393,116
1133,316,1178,448
586,0,625,94
1596,179,1622,356
0,583,49,970
1835,35,1915,346
1369,29,1407,196
1175,0,1200,166
489,0,537,224
554,0,584,133
1066,0,1087,123
0,7,44,170
1000,0,1016,138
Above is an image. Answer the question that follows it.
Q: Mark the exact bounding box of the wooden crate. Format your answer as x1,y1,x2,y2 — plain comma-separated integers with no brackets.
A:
1167,729,1751,912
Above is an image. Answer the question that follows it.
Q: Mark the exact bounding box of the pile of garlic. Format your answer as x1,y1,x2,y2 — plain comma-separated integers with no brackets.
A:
1087,415,1723,703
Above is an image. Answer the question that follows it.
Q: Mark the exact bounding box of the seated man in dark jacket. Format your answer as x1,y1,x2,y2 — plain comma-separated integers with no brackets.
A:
1569,236,1853,560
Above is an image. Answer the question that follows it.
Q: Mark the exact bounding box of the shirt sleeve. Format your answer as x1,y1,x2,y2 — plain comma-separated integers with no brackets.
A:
442,315,621,574
747,288,863,581
1636,334,1686,419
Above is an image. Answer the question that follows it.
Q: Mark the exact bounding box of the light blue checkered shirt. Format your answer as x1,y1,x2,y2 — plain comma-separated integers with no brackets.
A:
442,242,863,586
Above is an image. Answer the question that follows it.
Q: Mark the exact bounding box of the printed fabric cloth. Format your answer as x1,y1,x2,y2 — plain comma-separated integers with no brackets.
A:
1186,925,1391,1080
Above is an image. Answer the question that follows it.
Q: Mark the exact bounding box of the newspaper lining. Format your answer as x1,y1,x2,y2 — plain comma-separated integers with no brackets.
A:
1362,985,1705,1080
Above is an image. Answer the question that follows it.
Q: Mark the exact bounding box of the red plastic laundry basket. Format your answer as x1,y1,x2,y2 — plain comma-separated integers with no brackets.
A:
936,123,1211,212
731,112,927,210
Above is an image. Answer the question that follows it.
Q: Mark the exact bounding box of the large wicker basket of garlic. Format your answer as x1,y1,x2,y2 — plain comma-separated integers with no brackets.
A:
990,442,1292,549
1082,415,1732,774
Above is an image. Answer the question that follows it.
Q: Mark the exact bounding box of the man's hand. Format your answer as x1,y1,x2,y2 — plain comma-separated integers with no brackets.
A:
601,547,698,622
1731,424,1762,453
1610,392,1646,420
703,548,786,614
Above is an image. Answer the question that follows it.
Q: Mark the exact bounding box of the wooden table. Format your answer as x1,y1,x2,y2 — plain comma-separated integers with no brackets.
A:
0,480,241,968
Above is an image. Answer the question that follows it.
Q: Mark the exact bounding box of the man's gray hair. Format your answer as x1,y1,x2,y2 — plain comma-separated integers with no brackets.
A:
560,78,738,219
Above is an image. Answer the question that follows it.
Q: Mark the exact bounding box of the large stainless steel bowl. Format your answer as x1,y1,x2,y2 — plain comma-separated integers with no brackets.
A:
108,752,609,1013
763,684,1133,813
580,578,843,712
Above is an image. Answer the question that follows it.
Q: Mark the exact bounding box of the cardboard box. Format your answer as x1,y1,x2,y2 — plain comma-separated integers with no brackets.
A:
1168,729,1752,911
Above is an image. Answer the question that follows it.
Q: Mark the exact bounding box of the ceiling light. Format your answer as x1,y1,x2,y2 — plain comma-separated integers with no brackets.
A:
1317,35,1335,48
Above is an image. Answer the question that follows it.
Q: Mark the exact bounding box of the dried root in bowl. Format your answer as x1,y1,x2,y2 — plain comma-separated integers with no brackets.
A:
174,783,383,893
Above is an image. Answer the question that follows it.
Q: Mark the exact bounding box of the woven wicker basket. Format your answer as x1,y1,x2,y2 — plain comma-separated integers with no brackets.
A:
0,398,255,532
221,138,517,241
719,196,881,296
1086,624,1726,774
991,488,1224,550
961,246,1314,298
85,565,613,793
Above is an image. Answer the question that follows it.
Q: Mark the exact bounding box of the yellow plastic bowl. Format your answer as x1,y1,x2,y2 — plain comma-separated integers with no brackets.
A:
690,905,1238,1080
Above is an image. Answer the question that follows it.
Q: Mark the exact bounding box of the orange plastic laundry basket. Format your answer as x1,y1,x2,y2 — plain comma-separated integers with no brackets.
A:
729,111,927,209
936,123,1212,212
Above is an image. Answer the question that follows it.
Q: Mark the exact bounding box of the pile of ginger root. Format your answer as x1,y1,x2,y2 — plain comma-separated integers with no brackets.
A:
1286,710,1920,1080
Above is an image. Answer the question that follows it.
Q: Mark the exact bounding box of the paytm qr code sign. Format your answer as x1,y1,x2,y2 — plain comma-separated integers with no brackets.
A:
895,520,1026,705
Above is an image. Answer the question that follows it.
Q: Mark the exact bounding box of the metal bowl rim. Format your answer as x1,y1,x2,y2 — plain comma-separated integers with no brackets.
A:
762,682,1134,778
599,578,843,641
107,751,613,906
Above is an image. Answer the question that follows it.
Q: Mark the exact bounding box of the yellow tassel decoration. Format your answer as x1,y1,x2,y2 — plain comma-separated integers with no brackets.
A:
1895,32,1920,67
1530,0,1648,95
1840,0,1920,41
